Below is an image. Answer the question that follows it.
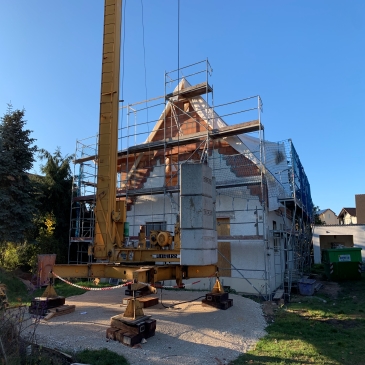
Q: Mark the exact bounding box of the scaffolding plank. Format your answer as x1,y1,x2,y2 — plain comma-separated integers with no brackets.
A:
165,82,213,100
74,155,96,164
218,235,264,241
74,119,263,164
119,119,262,156
70,237,93,243
73,179,261,202
212,119,263,138
114,182,261,199
73,194,95,202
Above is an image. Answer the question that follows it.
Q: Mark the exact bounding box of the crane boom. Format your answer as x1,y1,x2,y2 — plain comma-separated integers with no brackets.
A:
94,0,125,259
53,0,218,286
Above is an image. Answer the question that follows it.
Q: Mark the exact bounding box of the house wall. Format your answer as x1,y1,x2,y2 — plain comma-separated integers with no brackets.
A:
126,150,294,295
319,210,338,225
216,194,262,236
342,212,357,225
164,233,285,295
128,193,291,295
266,209,292,291
356,194,365,224
313,225,365,263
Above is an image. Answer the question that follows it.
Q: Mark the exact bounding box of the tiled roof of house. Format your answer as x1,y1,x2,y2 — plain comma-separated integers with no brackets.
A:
338,207,356,217
344,208,356,216
317,208,337,216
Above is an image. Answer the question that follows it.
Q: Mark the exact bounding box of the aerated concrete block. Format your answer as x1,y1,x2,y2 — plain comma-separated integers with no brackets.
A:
180,248,218,266
180,229,217,249
180,163,212,197
180,195,213,229
211,176,216,202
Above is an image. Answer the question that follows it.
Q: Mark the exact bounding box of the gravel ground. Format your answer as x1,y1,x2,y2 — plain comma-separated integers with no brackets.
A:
34,288,267,365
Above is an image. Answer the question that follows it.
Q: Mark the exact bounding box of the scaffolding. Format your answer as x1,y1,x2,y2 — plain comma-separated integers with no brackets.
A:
68,136,98,264
69,60,313,300
273,139,314,300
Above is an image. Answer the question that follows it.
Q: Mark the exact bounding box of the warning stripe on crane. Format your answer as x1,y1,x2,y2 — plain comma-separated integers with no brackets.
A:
52,273,131,291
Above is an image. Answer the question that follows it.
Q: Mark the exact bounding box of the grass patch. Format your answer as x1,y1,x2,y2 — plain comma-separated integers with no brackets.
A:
231,273,365,365
1,269,130,365
0,268,32,305
0,268,115,306
74,348,130,365
47,279,112,298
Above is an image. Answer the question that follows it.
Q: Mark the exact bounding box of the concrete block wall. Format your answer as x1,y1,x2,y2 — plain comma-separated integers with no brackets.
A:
208,150,240,183
216,194,262,236
180,163,212,197
180,195,214,229
163,276,270,296
128,194,178,237
180,163,217,266
142,161,165,189
125,150,288,295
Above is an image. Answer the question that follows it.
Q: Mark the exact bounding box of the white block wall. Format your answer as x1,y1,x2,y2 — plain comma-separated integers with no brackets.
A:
126,153,293,295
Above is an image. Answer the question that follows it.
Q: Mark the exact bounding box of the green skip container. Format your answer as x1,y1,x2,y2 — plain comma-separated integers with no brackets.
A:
322,247,362,280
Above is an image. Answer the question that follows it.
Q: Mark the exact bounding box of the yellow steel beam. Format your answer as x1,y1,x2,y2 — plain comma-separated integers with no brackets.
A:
53,264,217,285
94,0,123,259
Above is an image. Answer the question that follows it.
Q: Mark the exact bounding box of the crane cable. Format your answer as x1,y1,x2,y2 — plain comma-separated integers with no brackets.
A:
120,0,127,150
140,0,149,116
121,0,127,103
177,0,180,86
140,0,154,221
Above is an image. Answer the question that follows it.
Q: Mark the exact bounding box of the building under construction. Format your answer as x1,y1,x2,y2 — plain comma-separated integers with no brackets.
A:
69,60,313,300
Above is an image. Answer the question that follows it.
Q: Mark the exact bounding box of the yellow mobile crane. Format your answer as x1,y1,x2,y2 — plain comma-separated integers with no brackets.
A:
53,0,217,286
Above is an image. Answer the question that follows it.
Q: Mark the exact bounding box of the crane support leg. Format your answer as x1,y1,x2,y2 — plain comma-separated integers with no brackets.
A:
53,264,217,286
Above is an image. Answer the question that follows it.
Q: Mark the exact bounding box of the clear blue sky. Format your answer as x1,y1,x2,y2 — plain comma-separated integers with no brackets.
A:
1,0,364,215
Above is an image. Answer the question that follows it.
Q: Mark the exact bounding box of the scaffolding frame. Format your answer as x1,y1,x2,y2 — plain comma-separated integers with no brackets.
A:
68,136,98,265
69,60,313,300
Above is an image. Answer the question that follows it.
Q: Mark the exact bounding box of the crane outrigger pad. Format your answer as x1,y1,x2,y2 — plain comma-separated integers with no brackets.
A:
107,314,156,346
201,276,234,310
29,296,66,316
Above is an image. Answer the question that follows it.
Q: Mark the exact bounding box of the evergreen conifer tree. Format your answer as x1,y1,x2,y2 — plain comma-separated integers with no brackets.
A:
0,107,38,245
36,148,73,263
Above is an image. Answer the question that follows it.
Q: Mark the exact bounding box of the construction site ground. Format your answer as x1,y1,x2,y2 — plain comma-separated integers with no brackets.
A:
34,288,267,365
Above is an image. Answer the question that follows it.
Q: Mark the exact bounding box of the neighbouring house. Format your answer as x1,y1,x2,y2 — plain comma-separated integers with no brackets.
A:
316,209,338,225
338,208,357,225
69,62,313,298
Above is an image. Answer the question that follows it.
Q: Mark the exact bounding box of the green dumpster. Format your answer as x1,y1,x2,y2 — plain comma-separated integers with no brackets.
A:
322,248,362,280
